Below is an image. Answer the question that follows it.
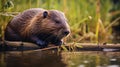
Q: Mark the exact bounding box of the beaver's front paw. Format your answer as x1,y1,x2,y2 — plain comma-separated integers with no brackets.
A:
36,40,48,48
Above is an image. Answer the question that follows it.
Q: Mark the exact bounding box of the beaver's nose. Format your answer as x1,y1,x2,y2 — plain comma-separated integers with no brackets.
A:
63,31,70,36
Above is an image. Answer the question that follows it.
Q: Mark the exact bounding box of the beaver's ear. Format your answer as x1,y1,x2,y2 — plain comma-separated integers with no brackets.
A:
43,11,48,18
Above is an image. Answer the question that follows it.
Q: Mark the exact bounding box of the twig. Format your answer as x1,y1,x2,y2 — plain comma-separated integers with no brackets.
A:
106,17,120,31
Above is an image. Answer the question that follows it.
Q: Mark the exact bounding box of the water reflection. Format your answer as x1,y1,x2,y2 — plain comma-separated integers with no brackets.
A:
61,51,120,67
0,51,120,67
0,50,66,67
0,52,6,67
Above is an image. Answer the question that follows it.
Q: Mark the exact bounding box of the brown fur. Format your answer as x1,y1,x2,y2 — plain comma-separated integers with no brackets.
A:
4,8,70,47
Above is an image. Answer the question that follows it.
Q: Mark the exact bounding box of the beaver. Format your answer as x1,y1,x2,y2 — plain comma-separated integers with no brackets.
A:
4,8,70,48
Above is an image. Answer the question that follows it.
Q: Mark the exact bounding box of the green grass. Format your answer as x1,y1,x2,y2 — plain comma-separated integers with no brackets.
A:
0,0,114,43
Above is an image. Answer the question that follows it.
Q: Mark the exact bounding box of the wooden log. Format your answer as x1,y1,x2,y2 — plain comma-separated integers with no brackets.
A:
0,41,120,51
70,43,120,51
0,41,40,51
0,41,39,48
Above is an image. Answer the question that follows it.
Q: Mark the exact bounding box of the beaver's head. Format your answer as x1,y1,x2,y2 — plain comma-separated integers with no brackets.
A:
36,10,70,40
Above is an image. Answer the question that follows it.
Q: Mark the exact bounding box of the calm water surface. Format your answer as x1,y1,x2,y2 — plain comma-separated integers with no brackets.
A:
0,50,120,67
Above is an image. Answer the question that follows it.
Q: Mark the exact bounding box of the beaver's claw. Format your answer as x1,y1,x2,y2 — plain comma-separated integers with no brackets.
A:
54,40,63,46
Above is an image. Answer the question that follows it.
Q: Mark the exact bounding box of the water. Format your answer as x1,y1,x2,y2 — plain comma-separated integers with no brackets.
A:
0,50,120,67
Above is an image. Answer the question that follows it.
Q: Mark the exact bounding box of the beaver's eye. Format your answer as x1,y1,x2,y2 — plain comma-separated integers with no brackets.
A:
55,20,60,24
